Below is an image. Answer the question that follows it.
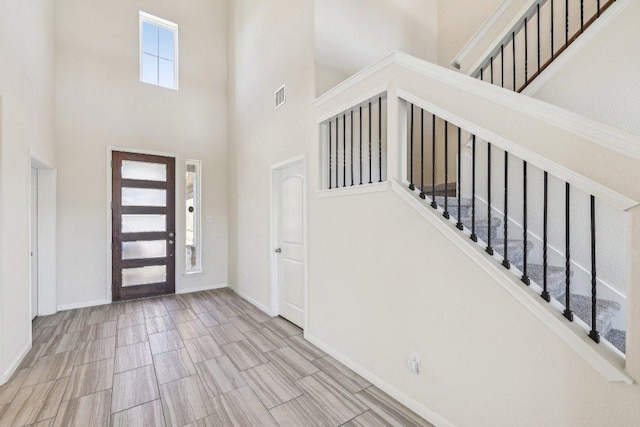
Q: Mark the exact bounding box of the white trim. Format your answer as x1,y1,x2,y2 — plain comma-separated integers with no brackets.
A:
139,11,179,91
106,146,179,303
315,51,640,172
316,86,388,124
390,179,634,384
520,0,634,96
0,342,31,386
270,155,308,329
451,0,518,69
316,181,391,198
185,159,203,275
58,299,110,312
230,287,276,317
177,282,227,294
304,333,456,427
396,88,638,212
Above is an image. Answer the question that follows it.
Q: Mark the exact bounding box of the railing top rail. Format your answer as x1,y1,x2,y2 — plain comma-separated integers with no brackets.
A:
313,52,640,211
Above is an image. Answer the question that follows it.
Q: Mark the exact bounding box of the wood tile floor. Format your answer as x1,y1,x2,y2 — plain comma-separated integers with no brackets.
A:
0,288,433,427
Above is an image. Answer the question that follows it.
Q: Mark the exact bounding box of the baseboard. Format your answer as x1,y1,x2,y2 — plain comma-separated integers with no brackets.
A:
177,282,228,294
304,333,456,427
0,342,32,386
57,299,110,312
230,286,276,316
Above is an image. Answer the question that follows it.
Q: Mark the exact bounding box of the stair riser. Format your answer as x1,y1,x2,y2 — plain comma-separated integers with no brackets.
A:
494,242,533,268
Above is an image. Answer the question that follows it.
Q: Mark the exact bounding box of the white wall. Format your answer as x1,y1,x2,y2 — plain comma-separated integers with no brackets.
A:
227,0,317,308
437,0,503,68
315,0,438,95
307,187,640,427
0,0,56,381
55,0,228,308
533,0,640,136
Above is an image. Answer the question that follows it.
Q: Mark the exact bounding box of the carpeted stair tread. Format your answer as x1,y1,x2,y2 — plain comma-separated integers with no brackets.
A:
526,264,573,299
419,182,457,197
605,329,626,354
462,217,502,241
557,294,621,337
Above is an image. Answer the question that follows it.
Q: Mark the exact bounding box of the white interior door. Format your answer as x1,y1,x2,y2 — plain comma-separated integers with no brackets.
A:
30,167,39,319
275,161,305,328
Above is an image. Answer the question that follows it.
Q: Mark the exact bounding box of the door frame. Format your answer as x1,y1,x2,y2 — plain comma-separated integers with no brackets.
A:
106,147,180,303
269,155,308,329
29,152,57,317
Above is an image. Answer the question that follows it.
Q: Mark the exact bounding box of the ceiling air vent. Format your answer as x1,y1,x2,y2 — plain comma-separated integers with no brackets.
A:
275,85,286,109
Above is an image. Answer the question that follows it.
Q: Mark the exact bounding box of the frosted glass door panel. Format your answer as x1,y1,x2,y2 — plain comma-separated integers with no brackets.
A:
122,215,166,233
122,265,166,287
122,188,166,206
122,240,167,260
122,161,167,181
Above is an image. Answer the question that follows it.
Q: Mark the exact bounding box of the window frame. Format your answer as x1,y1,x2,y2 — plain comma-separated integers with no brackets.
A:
184,159,202,275
139,11,179,90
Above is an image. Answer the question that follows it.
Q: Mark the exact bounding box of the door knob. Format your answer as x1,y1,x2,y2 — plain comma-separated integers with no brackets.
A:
169,240,174,245
169,232,174,237
274,248,282,253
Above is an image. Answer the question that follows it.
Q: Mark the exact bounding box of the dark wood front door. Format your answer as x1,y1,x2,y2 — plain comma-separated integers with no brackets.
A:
112,151,175,301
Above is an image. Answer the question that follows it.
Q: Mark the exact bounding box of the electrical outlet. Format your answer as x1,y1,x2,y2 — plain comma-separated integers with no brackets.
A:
408,351,421,375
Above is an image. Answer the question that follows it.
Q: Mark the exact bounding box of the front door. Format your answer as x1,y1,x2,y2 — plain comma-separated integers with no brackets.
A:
112,151,175,301
274,160,306,328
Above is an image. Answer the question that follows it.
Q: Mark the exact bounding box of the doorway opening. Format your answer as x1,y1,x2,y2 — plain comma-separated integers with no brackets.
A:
29,155,57,319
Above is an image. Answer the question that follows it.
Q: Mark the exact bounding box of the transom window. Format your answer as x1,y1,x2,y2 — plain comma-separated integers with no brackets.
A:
139,11,178,90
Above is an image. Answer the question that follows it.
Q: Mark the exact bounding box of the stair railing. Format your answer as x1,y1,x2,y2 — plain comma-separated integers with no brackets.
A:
404,100,623,350
471,0,618,92
322,94,387,190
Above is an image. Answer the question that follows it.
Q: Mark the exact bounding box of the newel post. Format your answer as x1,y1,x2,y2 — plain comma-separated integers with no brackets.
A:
386,86,406,183
625,204,640,380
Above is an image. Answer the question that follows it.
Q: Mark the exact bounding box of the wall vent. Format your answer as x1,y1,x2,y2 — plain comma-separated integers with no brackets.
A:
275,85,286,109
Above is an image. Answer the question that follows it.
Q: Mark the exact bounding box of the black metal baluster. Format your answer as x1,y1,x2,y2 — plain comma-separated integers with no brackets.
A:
502,151,510,269
369,102,373,184
524,17,529,84
565,0,569,45
480,67,484,81
409,105,415,190
444,121,450,219
563,182,574,321
335,117,339,188
456,127,464,230
522,161,530,285
512,32,516,91
541,172,551,302
490,56,494,84
589,195,600,343
597,0,601,16
501,45,504,88
420,109,425,199
350,110,354,186
359,106,363,185
537,3,541,71
328,121,333,189
580,0,584,31
431,115,437,209
471,136,478,242
486,143,494,255
378,97,382,183
343,113,346,187
551,0,555,56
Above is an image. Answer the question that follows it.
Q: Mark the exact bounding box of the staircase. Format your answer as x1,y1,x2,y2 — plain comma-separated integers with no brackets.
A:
436,192,624,351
